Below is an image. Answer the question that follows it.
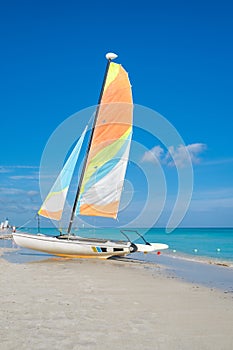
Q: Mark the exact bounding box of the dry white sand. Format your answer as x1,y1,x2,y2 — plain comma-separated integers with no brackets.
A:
0,248,233,350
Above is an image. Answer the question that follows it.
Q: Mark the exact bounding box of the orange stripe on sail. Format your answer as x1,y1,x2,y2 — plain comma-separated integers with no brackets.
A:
88,64,132,156
38,209,63,221
80,201,119,218
95,104,132,133
102,65,132,103
86,124,131,160
88,105,132,161
96,103,133,124
102,79,132,104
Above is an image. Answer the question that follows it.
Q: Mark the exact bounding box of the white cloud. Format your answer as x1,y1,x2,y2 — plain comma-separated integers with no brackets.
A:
191,197,233,211
190,189,233,211
166,143,206,167
141,145,164,163
0,167,12,174
10,175,39,180
27,190,39,197
202,157,233,166
0,187,25,195
142,143,206,168
186,143,207,163
0,187,39,197
0,165,38,170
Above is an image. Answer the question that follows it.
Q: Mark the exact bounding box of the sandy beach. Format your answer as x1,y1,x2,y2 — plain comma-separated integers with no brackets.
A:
1,247,233,350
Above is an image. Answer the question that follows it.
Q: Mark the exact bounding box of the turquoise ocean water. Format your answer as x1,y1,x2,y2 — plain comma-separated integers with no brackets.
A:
13,226,233,264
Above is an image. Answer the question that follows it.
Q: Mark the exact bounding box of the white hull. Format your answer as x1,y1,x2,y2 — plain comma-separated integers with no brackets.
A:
12,232,168,259
12,232,133,259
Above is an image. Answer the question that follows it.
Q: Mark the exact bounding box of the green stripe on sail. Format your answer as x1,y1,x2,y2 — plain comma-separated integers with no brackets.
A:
80,126,132,195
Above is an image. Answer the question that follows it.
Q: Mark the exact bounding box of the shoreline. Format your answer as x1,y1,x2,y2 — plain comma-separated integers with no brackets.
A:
1,236,233,265
1,239,233,292
162,249,233,267
1,247,233,350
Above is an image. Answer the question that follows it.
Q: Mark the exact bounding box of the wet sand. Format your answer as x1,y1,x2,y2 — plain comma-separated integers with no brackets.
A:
1,247,233,350
129,252,233,291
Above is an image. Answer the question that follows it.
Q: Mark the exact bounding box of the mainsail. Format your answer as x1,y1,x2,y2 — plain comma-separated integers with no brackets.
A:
38,127,87,220
76,62,133,219
38,59,133,225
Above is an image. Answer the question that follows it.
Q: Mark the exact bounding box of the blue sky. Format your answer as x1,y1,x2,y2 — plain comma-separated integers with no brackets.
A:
0,0,233,228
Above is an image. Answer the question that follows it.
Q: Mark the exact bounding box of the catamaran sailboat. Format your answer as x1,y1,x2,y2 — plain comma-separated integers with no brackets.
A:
12,53,168,259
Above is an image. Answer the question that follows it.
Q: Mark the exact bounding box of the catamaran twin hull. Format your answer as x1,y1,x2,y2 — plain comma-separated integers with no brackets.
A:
12,232,169,259
13,54,170,258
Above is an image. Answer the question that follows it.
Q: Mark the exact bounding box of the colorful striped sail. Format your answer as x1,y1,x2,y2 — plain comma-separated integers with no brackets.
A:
76,62,133,219
38,127,87,220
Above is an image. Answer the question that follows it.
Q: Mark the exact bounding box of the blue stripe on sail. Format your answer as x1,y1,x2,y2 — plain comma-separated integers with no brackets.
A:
39,126,87,220
82,132,131,194
52,126,87,192
76,131,132,216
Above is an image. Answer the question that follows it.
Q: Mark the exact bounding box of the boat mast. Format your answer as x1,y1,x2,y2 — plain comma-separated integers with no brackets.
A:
67,52,118,234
